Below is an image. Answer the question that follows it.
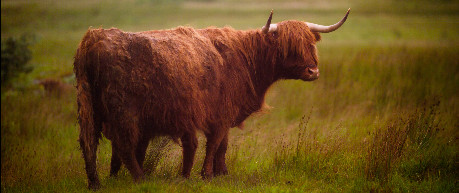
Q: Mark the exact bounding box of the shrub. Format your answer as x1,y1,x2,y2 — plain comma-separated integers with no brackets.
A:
1,34,34,87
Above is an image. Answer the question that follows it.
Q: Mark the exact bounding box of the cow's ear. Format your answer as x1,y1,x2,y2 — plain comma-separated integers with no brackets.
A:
313,32,321,42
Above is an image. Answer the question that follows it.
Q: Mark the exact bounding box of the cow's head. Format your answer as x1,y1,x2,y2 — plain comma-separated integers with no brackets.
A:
262,9,350,81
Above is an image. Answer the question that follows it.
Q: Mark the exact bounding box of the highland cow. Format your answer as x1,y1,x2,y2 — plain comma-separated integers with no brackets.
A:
74,9,350,190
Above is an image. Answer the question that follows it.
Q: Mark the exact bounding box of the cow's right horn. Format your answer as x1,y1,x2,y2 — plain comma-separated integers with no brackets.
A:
306,8,350,33
262,10,278,33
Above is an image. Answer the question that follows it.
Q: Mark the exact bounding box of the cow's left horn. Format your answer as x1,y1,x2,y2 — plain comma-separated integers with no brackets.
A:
262,10,278,33
306,8,350,33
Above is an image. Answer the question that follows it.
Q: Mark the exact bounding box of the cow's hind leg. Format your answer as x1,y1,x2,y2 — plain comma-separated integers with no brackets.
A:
78,110,102,189
79,134,101,190
201,128,229,179
136,136,150,170
181,131,198,178
110,143,122,177
110,136,149,177
112,141,144,182
110,113,145,182
213,133,228,176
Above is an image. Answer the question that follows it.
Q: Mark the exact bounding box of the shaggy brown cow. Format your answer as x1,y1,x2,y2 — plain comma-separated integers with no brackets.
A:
74,9,350,190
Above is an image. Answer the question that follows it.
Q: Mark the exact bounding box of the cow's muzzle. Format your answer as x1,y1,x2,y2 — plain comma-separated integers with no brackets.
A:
304,67,319,81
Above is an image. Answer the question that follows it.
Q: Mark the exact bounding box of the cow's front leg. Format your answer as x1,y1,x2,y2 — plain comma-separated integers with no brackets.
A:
201,128,228,179
213,133,228,176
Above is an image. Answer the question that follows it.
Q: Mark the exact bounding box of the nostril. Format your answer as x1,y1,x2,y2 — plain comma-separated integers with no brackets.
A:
308,68,314,75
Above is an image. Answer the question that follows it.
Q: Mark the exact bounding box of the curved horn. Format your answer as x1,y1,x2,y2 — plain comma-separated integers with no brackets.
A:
262,10,278,33
306,8,350,33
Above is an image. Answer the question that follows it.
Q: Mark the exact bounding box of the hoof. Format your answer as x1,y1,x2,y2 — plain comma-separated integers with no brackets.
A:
133,175,146,183
214,169,228,176
109,172,118,178
201,170,213,180
88,181,101,191
182,172,191,178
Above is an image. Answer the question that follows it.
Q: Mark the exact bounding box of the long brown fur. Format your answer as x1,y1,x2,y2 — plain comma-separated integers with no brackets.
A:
74,20,321,190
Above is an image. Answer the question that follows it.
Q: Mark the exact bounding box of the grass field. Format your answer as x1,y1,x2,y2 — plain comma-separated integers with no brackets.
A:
1,0,458,192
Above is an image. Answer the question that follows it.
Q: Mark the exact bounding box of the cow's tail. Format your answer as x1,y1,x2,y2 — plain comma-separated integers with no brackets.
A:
73,28,103,190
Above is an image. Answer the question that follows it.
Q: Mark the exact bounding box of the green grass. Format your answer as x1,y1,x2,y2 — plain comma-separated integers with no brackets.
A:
1,0,458,192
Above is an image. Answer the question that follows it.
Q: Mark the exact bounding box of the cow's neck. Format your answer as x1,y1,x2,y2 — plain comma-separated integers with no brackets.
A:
241,30,279,98
232,30,280,121
202,28,281,125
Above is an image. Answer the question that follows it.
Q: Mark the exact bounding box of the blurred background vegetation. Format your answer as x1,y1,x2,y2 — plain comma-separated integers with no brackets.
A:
1,0,458,192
